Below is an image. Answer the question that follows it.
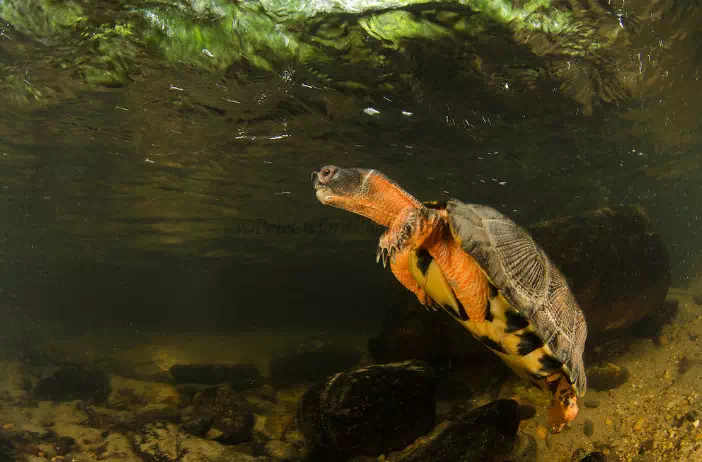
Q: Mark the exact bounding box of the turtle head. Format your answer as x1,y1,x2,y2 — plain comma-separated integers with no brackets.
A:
312,165,421,227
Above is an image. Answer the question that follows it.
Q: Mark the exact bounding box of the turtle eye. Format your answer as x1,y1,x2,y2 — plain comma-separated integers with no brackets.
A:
320,166,335,180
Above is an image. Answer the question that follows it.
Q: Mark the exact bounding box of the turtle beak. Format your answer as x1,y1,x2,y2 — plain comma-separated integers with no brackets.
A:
311,170,321,189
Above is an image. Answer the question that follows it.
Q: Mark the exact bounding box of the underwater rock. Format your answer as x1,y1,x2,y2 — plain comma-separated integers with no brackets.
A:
507,431,538,462
586,362,630,390
134,403,181,424
181,414,214,437
108,375,181,410
580,452,607,462
368,301,501,365
33,364,111,404
298,360,436,458
529,205,671,336
269,336,362,386
0,360,30,400
264,439,306,460
133,422,266,462
184,384,254,444
630,297,679,343
584,418,595,437
584,399,601,409
169,363,261,387
383,399,522,462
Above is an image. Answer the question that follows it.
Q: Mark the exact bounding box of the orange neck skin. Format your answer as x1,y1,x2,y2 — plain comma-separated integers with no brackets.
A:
325,170,422,227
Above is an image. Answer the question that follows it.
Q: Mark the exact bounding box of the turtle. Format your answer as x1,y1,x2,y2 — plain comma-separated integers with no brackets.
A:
311,165,587,433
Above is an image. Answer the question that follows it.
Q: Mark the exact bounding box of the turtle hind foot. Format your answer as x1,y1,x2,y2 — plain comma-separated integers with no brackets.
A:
547,375,579,433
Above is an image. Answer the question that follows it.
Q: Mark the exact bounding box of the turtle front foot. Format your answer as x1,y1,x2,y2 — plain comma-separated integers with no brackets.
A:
375,240,399,268
547,375,579,433
376,226,408,268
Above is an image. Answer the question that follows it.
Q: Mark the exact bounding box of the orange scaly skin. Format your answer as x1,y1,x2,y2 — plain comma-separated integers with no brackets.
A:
312,165,577,433
319,170,421,227
386,245,431,306
418,211,490,321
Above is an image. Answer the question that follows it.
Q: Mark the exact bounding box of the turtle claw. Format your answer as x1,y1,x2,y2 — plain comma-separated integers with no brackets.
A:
376,246,388,267
376,245,399,268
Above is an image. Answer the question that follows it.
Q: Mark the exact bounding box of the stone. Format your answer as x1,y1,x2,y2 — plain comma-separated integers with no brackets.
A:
584,418,595,437
181,415,215,437
265,440,305,460
298,360,436,458
169,364,261,387
368,301,502,366
134,403,181,424
269,335,362,386
580,452,607,462
528,205,671,336
508,431,538,462
108,375,181,410
263,412,295,440
133,423,267,462
33,364,111,404
630,298,679,343
383,400,523,462
586,362,630,390
639,438,654,454
584,399,601,409
186,384,254,445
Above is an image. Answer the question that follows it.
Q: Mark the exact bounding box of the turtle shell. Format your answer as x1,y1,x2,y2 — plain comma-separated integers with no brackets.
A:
445,199,587,396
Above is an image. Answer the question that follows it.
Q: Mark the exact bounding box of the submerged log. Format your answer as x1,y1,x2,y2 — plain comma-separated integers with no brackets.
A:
369,205,671,363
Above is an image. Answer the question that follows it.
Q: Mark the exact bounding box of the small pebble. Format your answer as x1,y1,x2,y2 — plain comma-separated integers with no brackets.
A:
634,417,646,431
584,418,594,437
584,399,600,409
580,451,607,462
639,438,654,454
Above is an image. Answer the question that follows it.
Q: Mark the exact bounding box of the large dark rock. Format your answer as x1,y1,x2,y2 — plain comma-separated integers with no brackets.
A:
529,205,671,336
298,360,436,459
33,363,111,404
169,363,261,387
183,384,254,445
368,297,498,366
269,335,362,386
369,205,671,365
384,400,523,462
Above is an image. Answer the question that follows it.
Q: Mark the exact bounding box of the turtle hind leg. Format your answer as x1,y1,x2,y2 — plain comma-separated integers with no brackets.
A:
547,374,579,433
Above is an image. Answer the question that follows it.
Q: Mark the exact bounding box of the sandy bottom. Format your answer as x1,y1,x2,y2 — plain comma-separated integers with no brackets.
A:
1,287,702,461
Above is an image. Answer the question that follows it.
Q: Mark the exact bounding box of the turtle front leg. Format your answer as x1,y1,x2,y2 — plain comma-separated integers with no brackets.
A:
376,210,416,268
547,374,579,433
376,213,432,307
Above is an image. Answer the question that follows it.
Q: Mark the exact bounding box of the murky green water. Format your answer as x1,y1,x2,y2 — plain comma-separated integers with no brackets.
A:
1,1,702,461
